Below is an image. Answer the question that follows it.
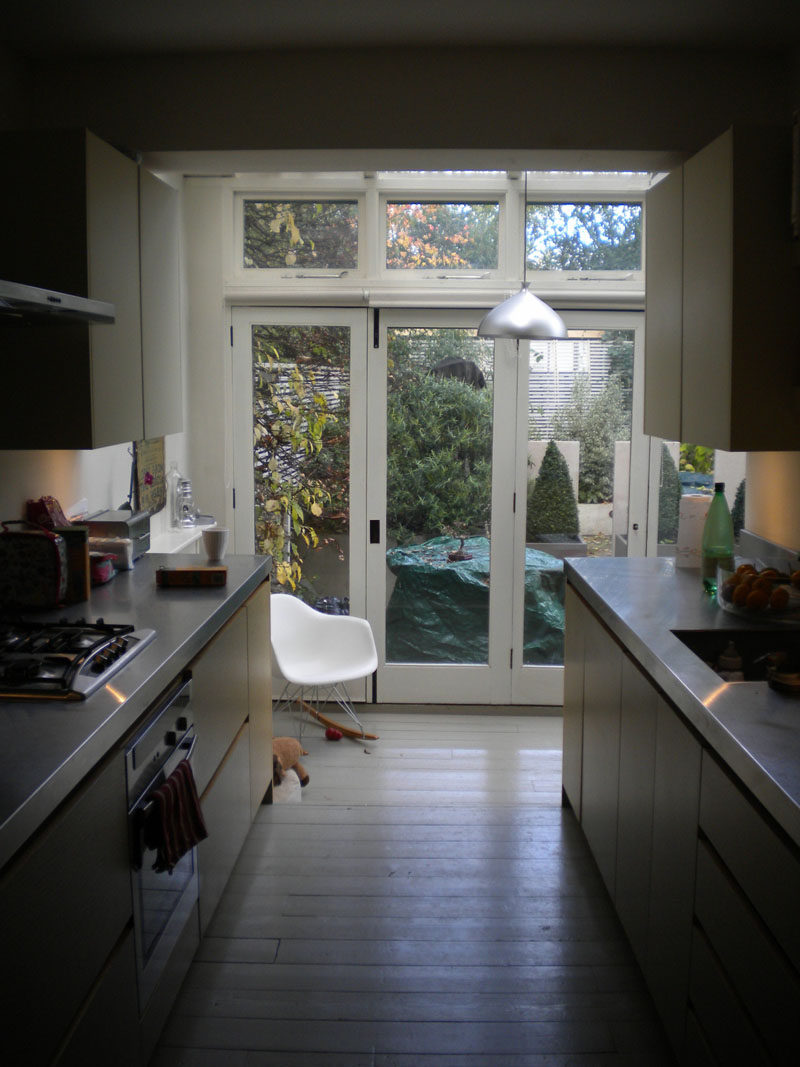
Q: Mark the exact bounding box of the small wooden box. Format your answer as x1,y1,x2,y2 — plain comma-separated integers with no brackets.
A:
156,565,228,588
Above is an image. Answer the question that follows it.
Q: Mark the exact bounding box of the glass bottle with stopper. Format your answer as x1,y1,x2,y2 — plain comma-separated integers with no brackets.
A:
701,482,734,595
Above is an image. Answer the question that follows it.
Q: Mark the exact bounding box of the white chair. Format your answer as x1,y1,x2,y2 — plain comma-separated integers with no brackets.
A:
270,593,378,738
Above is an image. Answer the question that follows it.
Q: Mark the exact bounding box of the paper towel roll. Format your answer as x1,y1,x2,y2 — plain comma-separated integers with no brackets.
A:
676,493,712,567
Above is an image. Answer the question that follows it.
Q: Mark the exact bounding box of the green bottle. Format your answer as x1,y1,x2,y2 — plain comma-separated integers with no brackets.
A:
701,482,735,595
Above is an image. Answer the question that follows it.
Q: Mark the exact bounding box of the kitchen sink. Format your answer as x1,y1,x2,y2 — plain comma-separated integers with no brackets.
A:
672,628,800,694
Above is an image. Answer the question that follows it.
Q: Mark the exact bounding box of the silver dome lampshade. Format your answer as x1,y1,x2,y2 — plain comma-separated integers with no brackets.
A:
478,171,567,341
477,282,567,340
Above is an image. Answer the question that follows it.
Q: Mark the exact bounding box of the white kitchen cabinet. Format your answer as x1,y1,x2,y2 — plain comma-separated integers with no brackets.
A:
0,749,135,1066
139,168,183,438
579,605,623,897
190,608,250,796
246,582,273,818
614,654,658,972
644,124,798,451
0,128,183,448
197,721,252,934
561,584,586,816
0,128,143,449
645,699,701,1055
691,751,800,1064
189,584,273,934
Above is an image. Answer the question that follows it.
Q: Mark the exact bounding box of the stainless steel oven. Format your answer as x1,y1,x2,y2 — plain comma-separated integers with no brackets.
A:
125,673,199,1010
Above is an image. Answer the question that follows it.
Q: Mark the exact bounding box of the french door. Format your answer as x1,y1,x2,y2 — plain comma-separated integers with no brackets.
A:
232,306,646,706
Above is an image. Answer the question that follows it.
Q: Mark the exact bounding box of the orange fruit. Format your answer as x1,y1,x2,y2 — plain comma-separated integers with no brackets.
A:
770,586,790,611
745,588,770,612
732,584,751,607
720,578,738,602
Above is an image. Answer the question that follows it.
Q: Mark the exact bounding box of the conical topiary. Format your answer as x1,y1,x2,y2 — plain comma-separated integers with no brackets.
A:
657,444,681,543
526,440,579,538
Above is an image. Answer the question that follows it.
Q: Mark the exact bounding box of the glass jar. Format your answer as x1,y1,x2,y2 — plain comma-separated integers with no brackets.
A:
176,479,197,527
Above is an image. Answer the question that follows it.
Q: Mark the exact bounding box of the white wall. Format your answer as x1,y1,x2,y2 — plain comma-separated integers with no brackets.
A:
0,445,132,522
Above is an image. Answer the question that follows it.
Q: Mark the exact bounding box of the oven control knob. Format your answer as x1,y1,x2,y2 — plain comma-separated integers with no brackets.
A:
176,716,188,732
164,730,177,747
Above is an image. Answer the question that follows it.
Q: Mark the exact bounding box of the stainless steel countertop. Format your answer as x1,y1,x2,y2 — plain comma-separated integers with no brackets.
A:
0,553,269,870
566,556,800,848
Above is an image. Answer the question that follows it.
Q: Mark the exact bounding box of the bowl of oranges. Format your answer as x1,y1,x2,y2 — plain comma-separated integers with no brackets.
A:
717,561,800,622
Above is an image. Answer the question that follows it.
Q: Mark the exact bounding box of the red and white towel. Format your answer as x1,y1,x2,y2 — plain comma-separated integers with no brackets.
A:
147,759,208,873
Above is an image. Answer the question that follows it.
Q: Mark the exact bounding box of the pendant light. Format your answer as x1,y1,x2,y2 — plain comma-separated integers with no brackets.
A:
477,172,567,341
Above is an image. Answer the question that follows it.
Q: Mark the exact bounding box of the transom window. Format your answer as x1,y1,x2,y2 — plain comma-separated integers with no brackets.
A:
243,199,359,270
385,201,500,271
526,202,643,272
232,171,655,298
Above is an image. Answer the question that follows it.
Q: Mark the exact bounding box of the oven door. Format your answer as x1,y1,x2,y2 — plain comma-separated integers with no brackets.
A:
126,676,199,1011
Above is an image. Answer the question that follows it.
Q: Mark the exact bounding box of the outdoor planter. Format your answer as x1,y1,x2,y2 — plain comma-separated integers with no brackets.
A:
527,533,588,561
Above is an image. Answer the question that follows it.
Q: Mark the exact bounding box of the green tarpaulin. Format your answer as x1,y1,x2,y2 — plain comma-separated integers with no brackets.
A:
386,536,565,666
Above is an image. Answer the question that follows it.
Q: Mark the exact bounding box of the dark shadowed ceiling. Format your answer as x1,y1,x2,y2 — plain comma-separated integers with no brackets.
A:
4,0,799,58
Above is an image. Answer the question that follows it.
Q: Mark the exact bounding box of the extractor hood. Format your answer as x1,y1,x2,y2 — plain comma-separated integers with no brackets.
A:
0,280,115,324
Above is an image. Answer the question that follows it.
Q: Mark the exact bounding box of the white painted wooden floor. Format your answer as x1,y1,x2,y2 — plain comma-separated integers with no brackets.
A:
153,708,674,1065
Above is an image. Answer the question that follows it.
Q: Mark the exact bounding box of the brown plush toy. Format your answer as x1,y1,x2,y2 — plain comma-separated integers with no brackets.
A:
272,737,309,787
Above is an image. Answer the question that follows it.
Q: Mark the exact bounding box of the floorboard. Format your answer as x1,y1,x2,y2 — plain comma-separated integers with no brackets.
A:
152,708,675,1065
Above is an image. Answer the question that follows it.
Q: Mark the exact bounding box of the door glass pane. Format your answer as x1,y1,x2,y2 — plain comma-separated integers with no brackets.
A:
243,200,358,269
385,328,494,664
524,328,635,665
386,202,499,270
251,324,350,607
653,442,746,557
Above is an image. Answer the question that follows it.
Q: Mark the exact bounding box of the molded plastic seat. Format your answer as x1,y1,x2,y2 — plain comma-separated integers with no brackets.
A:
270,593,378,736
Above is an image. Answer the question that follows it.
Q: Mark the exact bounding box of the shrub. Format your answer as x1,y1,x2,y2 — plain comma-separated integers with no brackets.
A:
658,444,681,543
550,376,629,503
526,440,579,538
387,372,493,543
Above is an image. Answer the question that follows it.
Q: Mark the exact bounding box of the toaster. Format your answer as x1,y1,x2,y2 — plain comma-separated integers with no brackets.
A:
86,510,151,560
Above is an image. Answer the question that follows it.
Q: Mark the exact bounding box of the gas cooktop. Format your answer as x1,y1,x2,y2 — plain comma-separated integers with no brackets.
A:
0,617,156,700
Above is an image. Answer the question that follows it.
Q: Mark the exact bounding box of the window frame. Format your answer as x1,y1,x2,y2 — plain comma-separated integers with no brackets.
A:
523,194,645,294
233,186,368,282
227,170,654,306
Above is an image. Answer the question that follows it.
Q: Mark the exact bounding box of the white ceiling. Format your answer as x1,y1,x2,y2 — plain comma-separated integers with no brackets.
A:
4,0,799,58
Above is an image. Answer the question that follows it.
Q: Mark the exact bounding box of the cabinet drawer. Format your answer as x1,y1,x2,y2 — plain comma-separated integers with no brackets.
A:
695,838,800,1063
55,928,139,1067
683,1007,719,1067
688,924,772,1067
0,752,131,1065
190,607,249,794
198,722,252,934
246,582,273,817
580,611,622,896
699,750,800,973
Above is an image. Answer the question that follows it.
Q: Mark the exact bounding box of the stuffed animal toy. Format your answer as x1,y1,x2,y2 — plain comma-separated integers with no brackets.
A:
272,736,309,787
273,767,303,803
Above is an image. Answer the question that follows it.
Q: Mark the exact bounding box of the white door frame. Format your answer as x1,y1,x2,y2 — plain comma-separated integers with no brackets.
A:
231,306,370,700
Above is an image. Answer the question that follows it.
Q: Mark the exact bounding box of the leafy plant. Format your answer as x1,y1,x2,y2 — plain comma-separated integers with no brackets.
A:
386,201,499,270
658,444,682,544
387,366,493,544
550,375,630,503
679,443,715,474
526,202,642,271
526,440,579,538
252,331,344,590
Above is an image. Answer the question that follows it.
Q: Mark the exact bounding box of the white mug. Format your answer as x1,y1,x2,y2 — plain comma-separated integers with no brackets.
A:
202,526,229,562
